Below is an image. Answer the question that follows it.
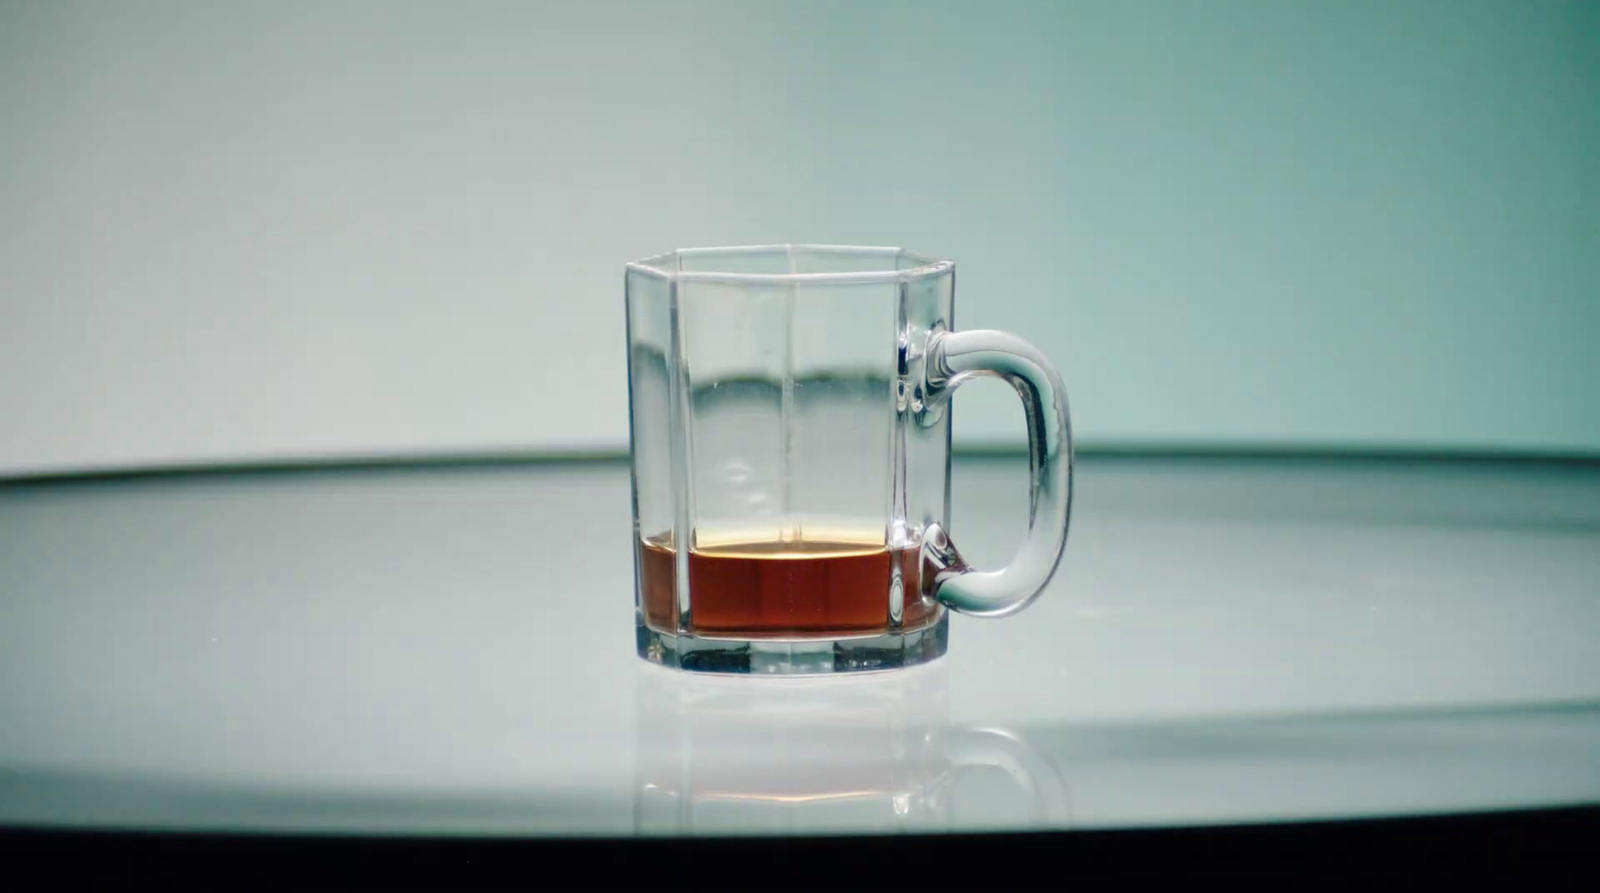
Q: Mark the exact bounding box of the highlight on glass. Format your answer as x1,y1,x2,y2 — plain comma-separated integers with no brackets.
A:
626,245,1073,674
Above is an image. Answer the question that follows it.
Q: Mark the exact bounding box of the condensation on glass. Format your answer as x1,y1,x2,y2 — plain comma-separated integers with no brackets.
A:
626,245,1073,674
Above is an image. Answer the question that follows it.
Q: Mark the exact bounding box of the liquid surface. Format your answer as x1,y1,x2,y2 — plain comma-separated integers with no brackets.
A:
638,534,937,636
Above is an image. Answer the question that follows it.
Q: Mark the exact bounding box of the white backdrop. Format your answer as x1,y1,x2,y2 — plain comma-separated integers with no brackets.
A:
3,0,1596,475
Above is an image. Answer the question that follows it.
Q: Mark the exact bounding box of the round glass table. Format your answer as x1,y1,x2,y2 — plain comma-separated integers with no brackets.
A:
2,453,1596,884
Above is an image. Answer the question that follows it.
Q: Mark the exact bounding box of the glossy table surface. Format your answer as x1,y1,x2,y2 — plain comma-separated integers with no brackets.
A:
1,454,1597,837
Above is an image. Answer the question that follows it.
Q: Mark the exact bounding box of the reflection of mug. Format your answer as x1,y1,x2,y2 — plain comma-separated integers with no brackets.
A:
626,246,1074,674
633,663,1069,834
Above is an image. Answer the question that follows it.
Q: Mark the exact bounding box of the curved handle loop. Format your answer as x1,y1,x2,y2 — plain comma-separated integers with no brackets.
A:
920,329,1073,617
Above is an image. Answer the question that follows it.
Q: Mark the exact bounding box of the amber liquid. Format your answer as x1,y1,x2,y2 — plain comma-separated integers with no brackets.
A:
638,534,937,637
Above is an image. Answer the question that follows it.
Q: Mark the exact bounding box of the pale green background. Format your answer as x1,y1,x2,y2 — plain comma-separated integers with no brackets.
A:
1,0,1595,474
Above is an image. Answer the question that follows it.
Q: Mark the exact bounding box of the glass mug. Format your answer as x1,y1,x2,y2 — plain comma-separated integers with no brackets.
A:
626,245,1072,674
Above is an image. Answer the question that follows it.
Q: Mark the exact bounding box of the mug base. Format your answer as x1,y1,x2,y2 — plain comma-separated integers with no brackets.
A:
635,615,948,675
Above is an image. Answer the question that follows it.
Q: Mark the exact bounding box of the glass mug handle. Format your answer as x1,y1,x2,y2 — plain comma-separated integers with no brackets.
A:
920,329,1073,617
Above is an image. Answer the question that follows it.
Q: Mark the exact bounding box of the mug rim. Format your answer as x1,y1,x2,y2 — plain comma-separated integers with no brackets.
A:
627,244,953,286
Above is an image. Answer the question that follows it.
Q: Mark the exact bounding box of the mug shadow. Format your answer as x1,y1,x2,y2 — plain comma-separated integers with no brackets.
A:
633,662,1070,835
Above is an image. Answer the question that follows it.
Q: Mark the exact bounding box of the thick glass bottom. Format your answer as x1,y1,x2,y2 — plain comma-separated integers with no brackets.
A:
635,615,949,675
